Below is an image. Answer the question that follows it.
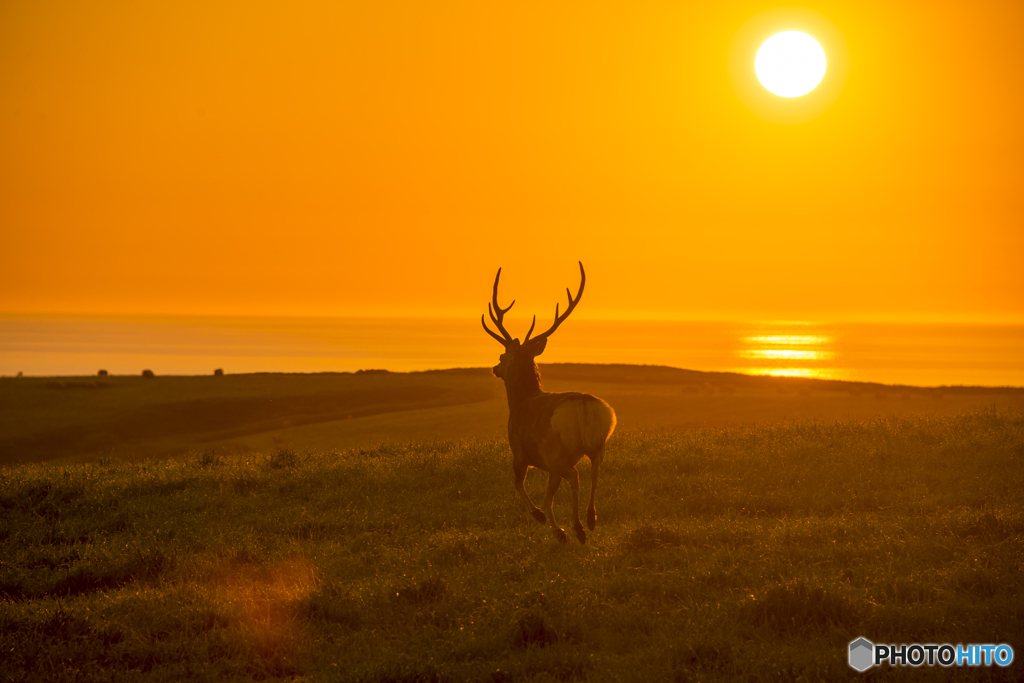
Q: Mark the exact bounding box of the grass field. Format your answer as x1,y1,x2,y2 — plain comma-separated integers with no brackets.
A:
4,364,1023,464
1,409,1021,681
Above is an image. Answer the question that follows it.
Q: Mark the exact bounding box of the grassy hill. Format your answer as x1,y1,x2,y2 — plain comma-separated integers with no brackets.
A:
3,364,1023,465
1,410,1021,681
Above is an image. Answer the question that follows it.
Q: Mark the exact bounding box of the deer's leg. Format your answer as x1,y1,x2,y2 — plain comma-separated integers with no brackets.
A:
586,448,603,531
542,471,567,543
562,465,586,544
514,460,546,524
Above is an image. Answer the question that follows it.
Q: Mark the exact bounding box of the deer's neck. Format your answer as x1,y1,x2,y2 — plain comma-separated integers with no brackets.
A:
504,360,543,410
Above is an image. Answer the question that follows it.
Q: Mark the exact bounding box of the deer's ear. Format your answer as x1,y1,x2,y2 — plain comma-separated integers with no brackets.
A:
525,337,547,357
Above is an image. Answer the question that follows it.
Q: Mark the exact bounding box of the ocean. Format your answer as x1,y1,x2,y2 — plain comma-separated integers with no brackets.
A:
2,315,1022,387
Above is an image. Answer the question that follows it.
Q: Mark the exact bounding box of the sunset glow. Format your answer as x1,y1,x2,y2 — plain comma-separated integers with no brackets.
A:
0,1,1021,326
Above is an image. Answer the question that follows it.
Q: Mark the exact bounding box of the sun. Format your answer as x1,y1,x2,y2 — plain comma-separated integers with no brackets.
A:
754,31,827,98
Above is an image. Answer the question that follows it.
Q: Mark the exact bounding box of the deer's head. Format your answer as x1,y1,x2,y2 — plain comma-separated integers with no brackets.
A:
482,262,585,382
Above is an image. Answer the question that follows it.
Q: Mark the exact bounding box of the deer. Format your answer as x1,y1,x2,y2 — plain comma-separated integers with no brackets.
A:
482,261,616,544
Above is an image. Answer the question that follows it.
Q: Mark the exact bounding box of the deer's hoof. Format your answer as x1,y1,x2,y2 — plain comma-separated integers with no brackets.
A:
531,509,547,524
575,527,587,544
554,528,568,544
586,511,596,531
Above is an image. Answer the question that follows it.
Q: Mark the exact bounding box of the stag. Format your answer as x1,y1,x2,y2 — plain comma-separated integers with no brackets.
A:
482,262,616,544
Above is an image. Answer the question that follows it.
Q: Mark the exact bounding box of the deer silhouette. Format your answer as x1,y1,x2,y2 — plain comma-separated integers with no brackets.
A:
482,262,616,544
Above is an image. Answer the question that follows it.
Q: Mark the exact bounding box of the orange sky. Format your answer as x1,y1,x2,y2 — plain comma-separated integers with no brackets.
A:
1,0,1021,324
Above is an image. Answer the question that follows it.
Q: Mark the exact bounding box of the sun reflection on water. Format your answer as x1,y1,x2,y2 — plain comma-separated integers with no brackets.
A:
745,335,831,346
738,349,835,360
734,326,847,380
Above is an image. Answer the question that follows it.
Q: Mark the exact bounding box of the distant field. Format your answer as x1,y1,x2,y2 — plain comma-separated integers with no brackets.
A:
2,364,1023,465
0,410,1020,681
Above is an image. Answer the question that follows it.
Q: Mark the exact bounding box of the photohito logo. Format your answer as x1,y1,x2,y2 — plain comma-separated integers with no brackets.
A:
849,638,1014,671
849,638,873,672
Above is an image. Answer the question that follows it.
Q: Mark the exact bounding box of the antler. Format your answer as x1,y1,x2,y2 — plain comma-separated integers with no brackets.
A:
525,261,585,343
481,267,515,346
